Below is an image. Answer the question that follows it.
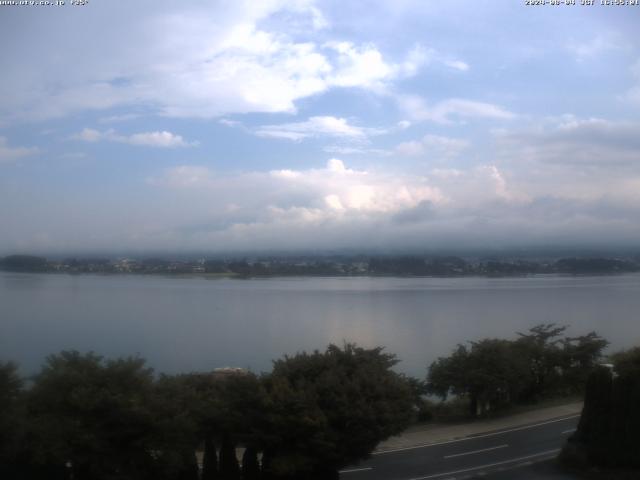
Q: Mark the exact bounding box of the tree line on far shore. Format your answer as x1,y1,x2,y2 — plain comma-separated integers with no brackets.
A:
0,325,617,480
2,253,640,277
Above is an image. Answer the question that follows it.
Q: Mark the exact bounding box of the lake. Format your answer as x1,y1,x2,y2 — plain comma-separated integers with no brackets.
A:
2,271,640,377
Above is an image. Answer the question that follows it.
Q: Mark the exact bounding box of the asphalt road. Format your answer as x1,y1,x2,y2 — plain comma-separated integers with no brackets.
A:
340,415,580,480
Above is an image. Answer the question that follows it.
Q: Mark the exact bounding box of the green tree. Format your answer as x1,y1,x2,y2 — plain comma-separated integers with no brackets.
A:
219,434,240,479
0,362,29,480
151,374,203,480
515,324,568,400
179,370,266,479
27,351,157,480
262,343,414,478
560,332,609,393
201,434,219,480
241,446,260,480
610,346,640,379
428,339,528,416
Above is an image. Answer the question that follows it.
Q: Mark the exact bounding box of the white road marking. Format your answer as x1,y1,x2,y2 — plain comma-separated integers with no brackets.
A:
407,449,561,480
373,415,579,455
339,467,373,474
443,444,508,459
561,428,576,434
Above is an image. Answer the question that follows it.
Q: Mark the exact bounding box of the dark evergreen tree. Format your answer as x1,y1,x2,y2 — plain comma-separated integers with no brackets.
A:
202,434,219,480
260,449,275,480
183,450,200,480
241,446,260,480
219,434,240,480
562,347,640,469
0,362,27,480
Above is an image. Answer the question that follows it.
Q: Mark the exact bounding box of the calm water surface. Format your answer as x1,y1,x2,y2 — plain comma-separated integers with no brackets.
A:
2,272,640,377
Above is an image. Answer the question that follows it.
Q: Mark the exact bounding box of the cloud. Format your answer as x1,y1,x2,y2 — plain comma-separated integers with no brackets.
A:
567,34,618,61
0,2,431,123
148,165,214,188
72,128,197,148
443,59,469,71
395,45,469,75
98,113,142,124
323,145,391,156
396,134,469,158
0,137,39,163
255,116,382,141
398,95,515,124
128,131,196,148
8,152,640,251
495,116,640,167
153,158,445,215
128,159,600,251
323,41,395,89
320,42,439,91
59,152,87,160
627,58,640,105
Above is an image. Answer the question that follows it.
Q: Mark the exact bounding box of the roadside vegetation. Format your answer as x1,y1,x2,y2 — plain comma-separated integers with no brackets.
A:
425,324,609,417
0,326,619,479
561,347,640,476
0,344,413,480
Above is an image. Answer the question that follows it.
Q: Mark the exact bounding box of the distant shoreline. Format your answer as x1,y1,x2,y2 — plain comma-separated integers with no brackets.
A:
3,269,640,281
2,254,639,278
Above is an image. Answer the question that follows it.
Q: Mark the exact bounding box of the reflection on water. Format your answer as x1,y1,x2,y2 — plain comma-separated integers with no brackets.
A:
1,272,640,377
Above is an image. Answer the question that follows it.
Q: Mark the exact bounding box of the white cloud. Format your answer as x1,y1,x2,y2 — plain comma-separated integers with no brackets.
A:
627,58,640,105
72,128,197,148
128,131,195,148
567,34,617,61
0,2,432,123
396,134,469,158
75,128,103,142
98,113,141,124
148,165,214,188
324,41,394,89
323,145,391,156
396,140,424,156
133,158,547,251
255,116,379,141
443,59,469,71
398,95,515,124
0,137,39,163
394,45,468,75
268,159,444,214
219,119,243,128
154,158,444,217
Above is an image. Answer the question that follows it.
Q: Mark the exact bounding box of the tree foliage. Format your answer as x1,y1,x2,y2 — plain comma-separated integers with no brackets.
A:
428,325,609,416
263,343,414,478
1,343,415,479
0,362,27,479
428,339,528,415
563,347,640,469
26,351,157,480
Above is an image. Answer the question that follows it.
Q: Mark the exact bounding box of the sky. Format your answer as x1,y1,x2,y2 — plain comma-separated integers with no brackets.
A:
1,0,639,254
